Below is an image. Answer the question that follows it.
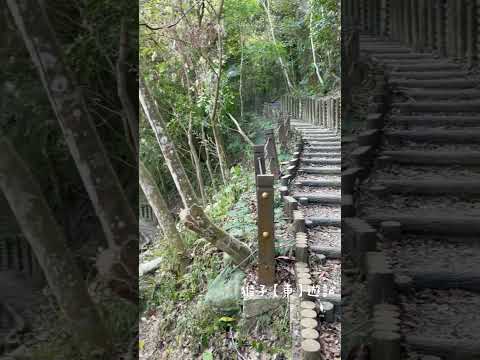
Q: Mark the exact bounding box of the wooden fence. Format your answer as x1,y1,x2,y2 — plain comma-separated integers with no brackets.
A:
278,94,342,133
344,0,480,66
0,235,44,286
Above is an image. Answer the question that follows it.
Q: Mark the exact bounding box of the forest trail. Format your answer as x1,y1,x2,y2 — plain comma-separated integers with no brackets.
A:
289,120,341,359
352,33,480,359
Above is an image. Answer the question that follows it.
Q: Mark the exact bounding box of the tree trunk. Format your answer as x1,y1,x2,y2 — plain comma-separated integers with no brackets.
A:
187,117,207,205
183,68,207,205
116,18,139,155
239,33,245,120
7,0,138,302
261,0,294,91
180,205,252,269
0,137,111,357
309,11,324,87
139,161,187,266
210,31,228,185
202,124,216,188
139,78,198,208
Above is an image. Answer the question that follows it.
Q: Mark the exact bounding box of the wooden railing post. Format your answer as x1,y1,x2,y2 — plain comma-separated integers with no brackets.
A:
256,174,275,286
253,144,266,183
264,129,280,179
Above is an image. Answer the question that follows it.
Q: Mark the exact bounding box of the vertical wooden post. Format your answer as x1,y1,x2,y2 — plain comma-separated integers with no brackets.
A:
256,175,275,286
456,0,465,60
0,238,7,271
253,144,266,180
466,0,474,67
264,129,280,178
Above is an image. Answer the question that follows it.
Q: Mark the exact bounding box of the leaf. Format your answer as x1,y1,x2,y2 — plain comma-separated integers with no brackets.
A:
139,340,145,351
202,351,214,360
218,316,236,322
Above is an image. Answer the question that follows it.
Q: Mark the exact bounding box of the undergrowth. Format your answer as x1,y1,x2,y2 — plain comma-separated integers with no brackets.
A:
140,115,293,358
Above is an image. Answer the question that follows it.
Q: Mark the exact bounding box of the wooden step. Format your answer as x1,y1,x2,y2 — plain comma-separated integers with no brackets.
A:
385,62,462,71
382,150,480,165
310,245,341,259
404,270,480,292
299,167,341,175
303,152,341,158
366,213,480,235
303,135,340,139
306,217,341,227
304,138,340,143
296,179,341,187
406,335,480,359
306,143,341,149
392,78,477,89
363,47,412,54
372,53,434,60
390,70,471,80
305,147,341,152
393,101,480,113
301,158,341,165
389,115,480,127
385,129,480,143
400,88,480,100
292,193,341,204
372,179,480,195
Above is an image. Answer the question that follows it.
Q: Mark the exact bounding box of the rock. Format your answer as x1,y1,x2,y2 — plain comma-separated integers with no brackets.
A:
204,269,245,313
243,295,286,319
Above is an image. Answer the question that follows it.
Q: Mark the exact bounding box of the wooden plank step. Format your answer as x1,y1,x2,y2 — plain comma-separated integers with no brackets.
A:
380,58,459,64
301,158,341,165
372,179,480,195
366,213,480,235
303,135,339,139
391,78,477,89
306,141,341,149
385,129,480,143
292,193,341,204
389,115,480,126
385,62,462,71
305,147,340,152
404,270,480,292
343,217,376,234
401,88,480,100
393,101,480,113
296,179,341,187
390,70,471,80
363,47,412,54
310,245,341,259
372,53,435,60
406,335,480,359
303,152,340,158
305,139,340,144
299,167,341,175
382,150,480,165
306,217,341,227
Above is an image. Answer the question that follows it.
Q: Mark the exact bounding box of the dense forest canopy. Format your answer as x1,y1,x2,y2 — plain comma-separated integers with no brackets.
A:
140,0,340,198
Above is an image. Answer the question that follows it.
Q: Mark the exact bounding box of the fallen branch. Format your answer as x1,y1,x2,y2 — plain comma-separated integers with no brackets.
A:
139,258,162,276
227,113,254,147
180,205,252,269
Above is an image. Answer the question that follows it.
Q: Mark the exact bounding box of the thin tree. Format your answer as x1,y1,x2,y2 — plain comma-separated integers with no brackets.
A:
139,161,188,269
209,0,229,184
260,0,294,91
139,78,198,208
0,137,111,357
309,10,325,87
